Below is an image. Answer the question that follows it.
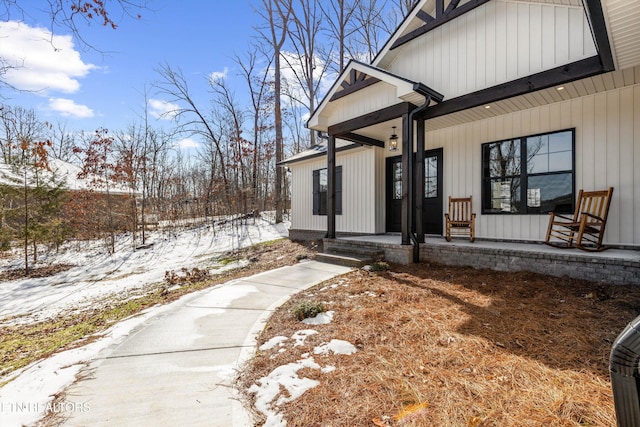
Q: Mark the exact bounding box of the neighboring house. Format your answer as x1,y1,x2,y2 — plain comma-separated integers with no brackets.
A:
284,0,640,254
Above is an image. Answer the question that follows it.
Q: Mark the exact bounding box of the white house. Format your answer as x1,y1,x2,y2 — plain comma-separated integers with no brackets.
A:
284,0,640,264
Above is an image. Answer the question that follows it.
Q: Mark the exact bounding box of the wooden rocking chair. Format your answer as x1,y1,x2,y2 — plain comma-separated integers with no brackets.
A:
445,196,476,242
545,187,614,251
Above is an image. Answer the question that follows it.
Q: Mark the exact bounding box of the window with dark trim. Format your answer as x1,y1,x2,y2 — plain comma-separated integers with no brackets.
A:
313,166,342,215
425,155,438,198
481,129,575,214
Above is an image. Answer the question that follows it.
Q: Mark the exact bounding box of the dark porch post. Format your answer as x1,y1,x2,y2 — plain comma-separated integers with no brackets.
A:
415,119,425,243
401,113,411,245
327,134,336,239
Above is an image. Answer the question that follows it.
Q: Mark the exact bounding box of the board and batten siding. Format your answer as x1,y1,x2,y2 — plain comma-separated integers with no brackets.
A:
426,83,640,246
324,83,401,130
290,147,380,234
387,0,597,101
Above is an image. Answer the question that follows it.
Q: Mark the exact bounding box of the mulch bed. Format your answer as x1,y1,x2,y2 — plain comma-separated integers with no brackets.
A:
240,261,640,426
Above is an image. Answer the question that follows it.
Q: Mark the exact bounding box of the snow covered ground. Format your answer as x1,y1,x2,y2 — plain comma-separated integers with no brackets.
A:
0,216,289,325
0,216,292,426
0,216,360,427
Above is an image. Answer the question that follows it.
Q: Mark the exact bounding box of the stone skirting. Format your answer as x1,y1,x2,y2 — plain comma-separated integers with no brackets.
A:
419,243,640,286
289,229,327,241
322,236,640,286
324,238,413,265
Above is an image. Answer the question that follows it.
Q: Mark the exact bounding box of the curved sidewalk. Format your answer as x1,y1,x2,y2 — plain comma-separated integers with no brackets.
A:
56,261,352,426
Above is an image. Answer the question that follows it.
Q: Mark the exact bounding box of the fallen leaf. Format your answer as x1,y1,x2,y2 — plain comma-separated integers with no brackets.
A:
394,402,429,421
468,416,482,426
372,417,390,427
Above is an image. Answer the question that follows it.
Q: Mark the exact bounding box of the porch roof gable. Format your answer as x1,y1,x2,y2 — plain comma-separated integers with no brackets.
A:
307,60,443,132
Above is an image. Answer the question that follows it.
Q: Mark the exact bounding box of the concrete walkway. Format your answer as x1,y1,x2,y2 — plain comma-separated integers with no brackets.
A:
56,261,352,426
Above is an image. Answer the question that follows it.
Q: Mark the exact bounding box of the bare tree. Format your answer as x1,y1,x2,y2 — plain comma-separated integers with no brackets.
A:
210,74,250,215
283,0,333,148
49,120,76,161
0,105,48,163
392,0,419,17
257,0,292,224
154,63,231,209
351,0,394,62
234,46,275,216
320,0,361,73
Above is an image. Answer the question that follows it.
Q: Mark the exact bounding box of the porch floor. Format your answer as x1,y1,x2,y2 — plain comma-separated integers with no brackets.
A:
324,234,640,286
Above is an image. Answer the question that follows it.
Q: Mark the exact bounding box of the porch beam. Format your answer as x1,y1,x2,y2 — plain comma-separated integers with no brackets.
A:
328,102,416,136
327,134,336,239
336,132,385,148
582,0,615,71
422,56,605,120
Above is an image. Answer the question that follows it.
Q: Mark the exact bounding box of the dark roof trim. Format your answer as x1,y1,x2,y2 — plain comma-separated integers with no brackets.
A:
278,143,362,166
414,82,444,103
331,75,381,101
307,60,441,129
328,102,416,136
391,0,491,51
422,56,605,120
338,132,384,147
583,0,615,71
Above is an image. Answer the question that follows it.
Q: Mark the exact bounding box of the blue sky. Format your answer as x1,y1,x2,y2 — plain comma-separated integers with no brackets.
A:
0,1,263,140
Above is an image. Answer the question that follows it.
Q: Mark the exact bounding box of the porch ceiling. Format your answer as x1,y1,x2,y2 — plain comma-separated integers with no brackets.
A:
426,64,640,131
603,0,640,70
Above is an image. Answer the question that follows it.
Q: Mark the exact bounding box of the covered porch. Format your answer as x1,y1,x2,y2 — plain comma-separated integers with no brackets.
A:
323,235,640,286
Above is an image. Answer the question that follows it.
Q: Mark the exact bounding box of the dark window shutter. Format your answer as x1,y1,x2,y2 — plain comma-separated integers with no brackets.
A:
336,166,342,215
312,169,320,215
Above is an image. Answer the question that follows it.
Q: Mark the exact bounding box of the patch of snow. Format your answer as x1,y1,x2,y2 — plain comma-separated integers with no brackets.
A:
248,357,324,427
249,335,356,425
314,339,358,356
260,336,289,351
291,329,318,347
301,310,334,325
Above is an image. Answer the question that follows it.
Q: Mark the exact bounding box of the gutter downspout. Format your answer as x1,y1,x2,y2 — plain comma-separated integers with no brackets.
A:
610,315,640,426
406,85,433,263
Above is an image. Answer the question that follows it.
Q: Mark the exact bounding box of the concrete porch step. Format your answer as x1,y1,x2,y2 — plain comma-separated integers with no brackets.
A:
316,246,385,268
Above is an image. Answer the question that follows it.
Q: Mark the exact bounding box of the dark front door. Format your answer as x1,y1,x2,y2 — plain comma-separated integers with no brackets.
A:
386,156,404,232
386,148,443,235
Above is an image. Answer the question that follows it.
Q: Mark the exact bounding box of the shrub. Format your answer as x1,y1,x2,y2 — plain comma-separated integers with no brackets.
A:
293,300,326,321
370,261,390,272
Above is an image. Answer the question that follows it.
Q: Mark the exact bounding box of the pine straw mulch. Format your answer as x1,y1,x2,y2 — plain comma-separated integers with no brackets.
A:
239,261,640,427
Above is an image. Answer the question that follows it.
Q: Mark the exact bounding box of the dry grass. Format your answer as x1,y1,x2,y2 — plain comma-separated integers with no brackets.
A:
240,262,640,426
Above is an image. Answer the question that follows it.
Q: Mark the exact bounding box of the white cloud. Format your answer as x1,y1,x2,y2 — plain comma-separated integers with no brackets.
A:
0,21,95,93
148,98,180,120
175,137,200,149
48,98,95,118
209,67,229,83
280,51,334,110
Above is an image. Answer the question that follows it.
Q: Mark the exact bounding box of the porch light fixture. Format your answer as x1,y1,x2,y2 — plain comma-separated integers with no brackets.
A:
389,126,399,151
